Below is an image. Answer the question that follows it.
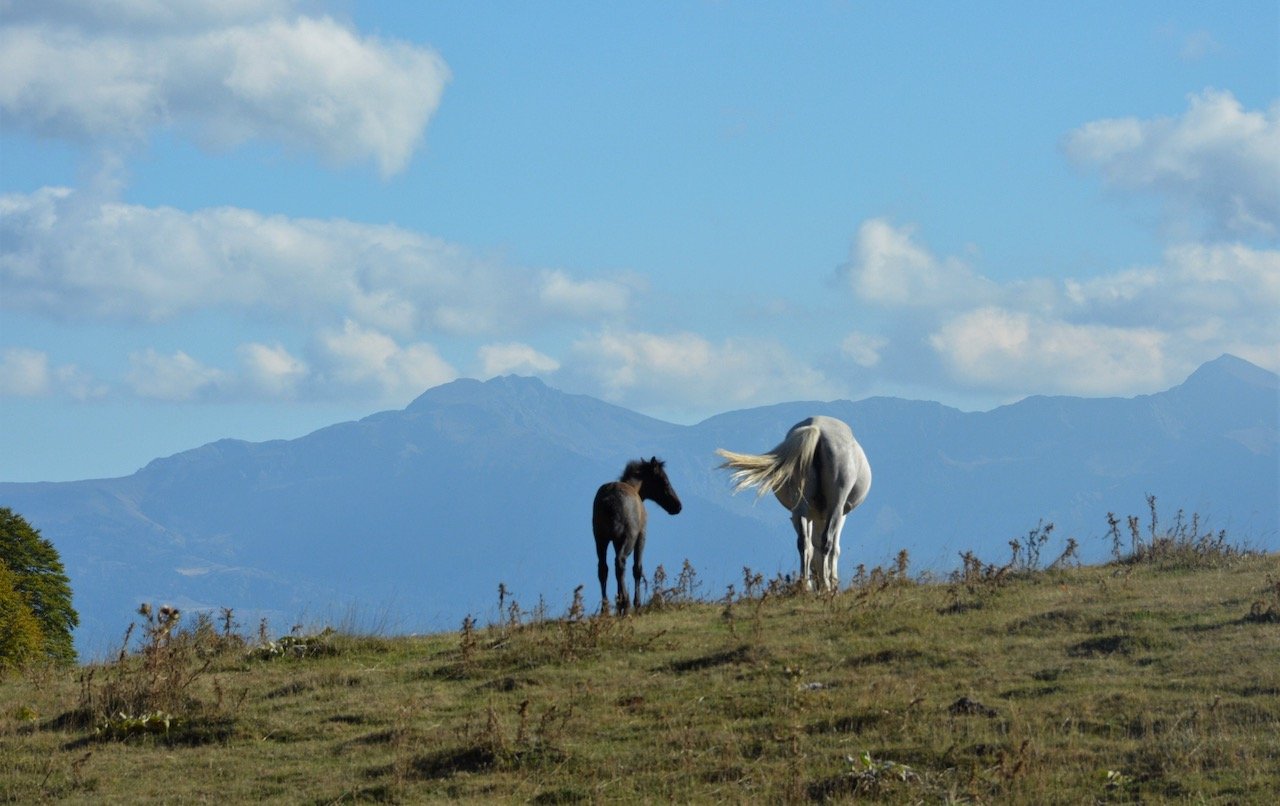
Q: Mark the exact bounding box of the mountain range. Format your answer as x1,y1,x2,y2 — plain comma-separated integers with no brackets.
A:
2,354,1276,656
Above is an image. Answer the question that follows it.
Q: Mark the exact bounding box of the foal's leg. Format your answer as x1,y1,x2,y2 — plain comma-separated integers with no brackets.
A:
614,538,631,615
632,531,646,612
596,537,611,614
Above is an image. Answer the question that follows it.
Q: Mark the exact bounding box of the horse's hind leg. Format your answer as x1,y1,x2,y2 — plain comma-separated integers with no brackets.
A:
792,510,814,591
809,517,831,590
824,513,846,591
810,538,826,588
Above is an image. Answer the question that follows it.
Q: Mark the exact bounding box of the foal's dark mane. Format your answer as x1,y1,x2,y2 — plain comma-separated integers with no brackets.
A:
620,458,663,482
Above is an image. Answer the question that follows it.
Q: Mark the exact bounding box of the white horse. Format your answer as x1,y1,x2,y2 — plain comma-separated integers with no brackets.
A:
716,415,871,591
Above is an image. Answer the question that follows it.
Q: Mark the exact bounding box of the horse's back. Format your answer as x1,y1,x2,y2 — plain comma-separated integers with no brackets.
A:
795,415,852,443
593,481,646,544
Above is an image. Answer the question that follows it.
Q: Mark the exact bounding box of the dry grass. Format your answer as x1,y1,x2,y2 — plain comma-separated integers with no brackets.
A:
2,548,1278,803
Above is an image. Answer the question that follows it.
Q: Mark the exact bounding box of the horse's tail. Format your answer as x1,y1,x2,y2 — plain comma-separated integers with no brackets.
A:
716,424,821,501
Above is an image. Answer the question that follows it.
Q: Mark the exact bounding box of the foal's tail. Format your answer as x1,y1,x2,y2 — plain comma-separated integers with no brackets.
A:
716,424,821,500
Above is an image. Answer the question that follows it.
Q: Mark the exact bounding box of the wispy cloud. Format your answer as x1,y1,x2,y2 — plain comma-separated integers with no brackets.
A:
127,348,228,402
1178,30,1221,62
237,342,308,399
0,347,105,400
0,187,632,338
841,218,1280,397
840,331,888,368
311,319,456,401
480,343,561,377
928,308,1168,396
538,270,632,318
1064,89,1280,239
0,347,53,397
846,218,995,309
566,329,836,415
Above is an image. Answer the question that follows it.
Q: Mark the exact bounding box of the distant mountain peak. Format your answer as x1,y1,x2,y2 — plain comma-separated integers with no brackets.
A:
405,374,552,411
483,374,554,393
1179,354,1278,393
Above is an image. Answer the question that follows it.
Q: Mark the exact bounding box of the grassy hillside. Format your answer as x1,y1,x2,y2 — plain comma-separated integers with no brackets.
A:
3,545,1278,803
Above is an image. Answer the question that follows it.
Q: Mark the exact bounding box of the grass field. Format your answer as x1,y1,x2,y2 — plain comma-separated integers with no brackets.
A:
3,538,1278,803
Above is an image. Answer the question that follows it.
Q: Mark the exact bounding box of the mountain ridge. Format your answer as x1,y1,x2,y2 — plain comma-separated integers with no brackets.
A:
1,354,1275,654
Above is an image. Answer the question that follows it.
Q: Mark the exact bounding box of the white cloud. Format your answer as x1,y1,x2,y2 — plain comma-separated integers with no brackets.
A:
1052,242,1280,382
841,331,888,368
0,187,629,335
127,348,227,401
1178,31,1221,62
480,343,560,377
0,347,51,396
313,320,456,401
1064,89,1280,238
237,342,307,398
44,332,455,405
538,270,631,318
0,346,106,399
1166,241,1280,306
568,329,835,414
843,218,1280,398
0,3,449,175
53,362,109,401
925,240,1280,396
845,218,995,307
929,308,1169,396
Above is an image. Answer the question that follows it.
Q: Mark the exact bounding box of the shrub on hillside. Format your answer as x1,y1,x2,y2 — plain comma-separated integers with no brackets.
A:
0,508,79,665
1107,496,1253,568
69,604,242,745
0,562,44,672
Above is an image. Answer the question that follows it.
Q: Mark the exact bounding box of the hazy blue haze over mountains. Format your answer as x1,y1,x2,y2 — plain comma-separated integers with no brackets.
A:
2,355,1276,655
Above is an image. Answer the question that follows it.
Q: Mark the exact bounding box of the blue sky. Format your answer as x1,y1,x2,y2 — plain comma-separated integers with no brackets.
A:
2,1,1277,482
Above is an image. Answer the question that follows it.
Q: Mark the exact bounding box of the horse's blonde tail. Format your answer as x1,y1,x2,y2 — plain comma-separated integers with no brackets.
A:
716,425,821,500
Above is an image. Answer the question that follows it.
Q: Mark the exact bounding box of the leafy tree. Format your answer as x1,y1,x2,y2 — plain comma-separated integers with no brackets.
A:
0,562,44,672
0,508,78,665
